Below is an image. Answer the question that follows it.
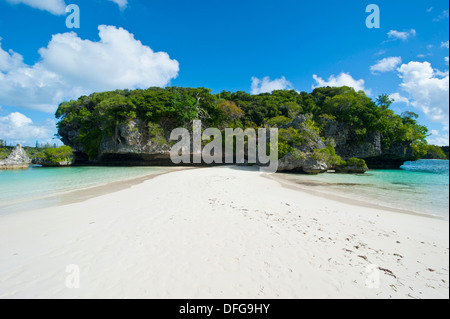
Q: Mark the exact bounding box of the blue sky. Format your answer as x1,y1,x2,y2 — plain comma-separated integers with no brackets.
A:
0,0,448,146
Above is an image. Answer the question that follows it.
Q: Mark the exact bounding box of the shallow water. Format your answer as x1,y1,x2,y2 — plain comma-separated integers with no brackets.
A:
0,160,448,219
278,160,449,219
0,166,167,213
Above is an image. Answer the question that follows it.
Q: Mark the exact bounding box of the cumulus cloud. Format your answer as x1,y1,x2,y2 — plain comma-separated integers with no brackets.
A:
387,29,416,41
442,41,449,49
0,25,179,113
370,56,402,74
0,112,56,145
396,61,449,124
312,73,368,93
427,130,449,146
40,25,179,92
107,0,127,9
251,76,294,95
4,0,67,15
389,92,410,105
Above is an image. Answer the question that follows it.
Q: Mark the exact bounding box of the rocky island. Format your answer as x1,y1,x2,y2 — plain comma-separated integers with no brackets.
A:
55,86,428,174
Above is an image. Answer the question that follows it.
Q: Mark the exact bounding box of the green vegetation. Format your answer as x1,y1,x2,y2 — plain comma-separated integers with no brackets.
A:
55,86,431,160
0,142,67,161
42,146,74,164
24,147,45,159
441,146,449,159
421,145,448,160
311,145,344,167
0,148,10,160
338,158,367,168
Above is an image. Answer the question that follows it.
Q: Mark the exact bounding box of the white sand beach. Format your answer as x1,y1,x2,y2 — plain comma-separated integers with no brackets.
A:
0,166,448,299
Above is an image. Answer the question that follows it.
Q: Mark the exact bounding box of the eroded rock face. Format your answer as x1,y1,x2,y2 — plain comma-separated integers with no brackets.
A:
98,119,172,165
99,119,171,156
335,165,369,174
323,120,382,159
323,120,414,168
60,114,415,171
0,145,31,170
277,115,329,174
278,153,328,174
32,158,74,167
62,115,331,174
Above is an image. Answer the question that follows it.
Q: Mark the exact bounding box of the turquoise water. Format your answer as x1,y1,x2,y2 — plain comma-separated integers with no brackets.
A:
279,160,449,219
0,160,448,219
0,166,167,213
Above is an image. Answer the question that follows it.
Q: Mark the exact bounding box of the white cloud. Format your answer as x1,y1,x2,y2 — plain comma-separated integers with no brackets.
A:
445,57,449,65
441,41,449,49
394,60,449,145
0,25,179,113
107,0,127,9
4,0,67,15
312,73,368,93
387,29,416,41
390,92,410,105
427,7,433,13
434,10,449,21
397,61,449,125
370,56,402,74
427,130,449,146
0,112,55,145
251,76,294,95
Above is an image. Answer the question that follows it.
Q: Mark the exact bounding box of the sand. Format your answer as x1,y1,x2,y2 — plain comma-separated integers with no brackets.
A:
0,166,448,299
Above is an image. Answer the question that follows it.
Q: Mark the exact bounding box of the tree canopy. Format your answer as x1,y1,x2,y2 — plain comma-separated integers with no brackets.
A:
55,86,432,160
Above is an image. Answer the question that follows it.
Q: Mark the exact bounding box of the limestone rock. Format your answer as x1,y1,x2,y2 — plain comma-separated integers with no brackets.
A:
323,119,414,169
277,115,329,174
335,165,369,174
32,157,74,167
0,145,31,170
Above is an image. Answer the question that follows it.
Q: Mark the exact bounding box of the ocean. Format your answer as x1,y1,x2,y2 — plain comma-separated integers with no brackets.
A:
0,160,448,219
0,166,167,214
277,159,449,220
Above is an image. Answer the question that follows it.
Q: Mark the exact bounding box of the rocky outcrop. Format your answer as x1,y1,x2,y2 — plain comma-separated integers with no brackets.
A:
323,120,382,159
277,115,329,174
335,165,369,174
60,114,415,172
32,158,74,167
278,154,328,174
363,141,415,169
0,145,31,170
97,119,172,165
323,120,415,169
60,119,173,166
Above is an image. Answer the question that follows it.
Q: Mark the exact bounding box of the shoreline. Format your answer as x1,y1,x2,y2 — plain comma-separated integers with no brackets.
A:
267,172,445,220
0,166,448,298
0,166,190,216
